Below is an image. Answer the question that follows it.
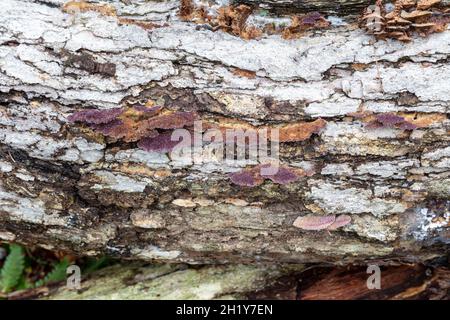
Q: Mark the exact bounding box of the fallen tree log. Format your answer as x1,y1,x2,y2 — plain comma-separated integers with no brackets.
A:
0,0,449,266
7,262,448,300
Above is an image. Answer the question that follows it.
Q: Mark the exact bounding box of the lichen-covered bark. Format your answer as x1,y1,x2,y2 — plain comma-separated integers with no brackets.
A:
7,263,297,300
0,0,449,265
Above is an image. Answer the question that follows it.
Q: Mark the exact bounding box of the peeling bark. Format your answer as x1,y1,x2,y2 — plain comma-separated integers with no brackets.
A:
0,0,449,266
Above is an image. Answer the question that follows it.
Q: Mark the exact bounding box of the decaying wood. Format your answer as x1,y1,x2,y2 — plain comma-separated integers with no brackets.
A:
8,263,300,300
249,262,450,299
0,0,449,268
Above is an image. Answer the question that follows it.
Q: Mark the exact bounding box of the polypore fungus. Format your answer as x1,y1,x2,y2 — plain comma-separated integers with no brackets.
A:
230,164,302,187
361,0,449,41
137,132,184,153
68,107,197,147
293,214,352,231
293,215,336,230
366,113,417,130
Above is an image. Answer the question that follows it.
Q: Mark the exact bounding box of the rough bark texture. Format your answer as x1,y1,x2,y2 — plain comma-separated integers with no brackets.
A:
236,0,373,15
0,0,449,268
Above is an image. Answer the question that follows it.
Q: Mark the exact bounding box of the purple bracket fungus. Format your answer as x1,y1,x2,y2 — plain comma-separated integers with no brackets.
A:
229,170,264,187
302,12,326,25
69,108,197,145
375,113,406,126
293,215,336,230
144,111,197,130
366,113,417,130
132,105,163,115
68,108,123,124
137,132,184,153
230,164,301,187
326,215,352,230
293,214,351,231
89,119,124,135
261,166,300,184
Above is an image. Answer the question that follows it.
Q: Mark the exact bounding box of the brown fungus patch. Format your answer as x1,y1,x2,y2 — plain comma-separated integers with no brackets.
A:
179,0,195,20
282,12,330,40
203,117,327,143
232,68,257,79
178,2,329,40
62,0,117,16
216,5,263,40
276,118,327,142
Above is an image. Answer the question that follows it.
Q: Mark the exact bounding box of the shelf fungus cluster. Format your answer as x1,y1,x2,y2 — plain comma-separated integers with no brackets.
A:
361,0,450,41
202,117,327,143
68,106,197,152
69,107,327,153
179,1,262,39
293,215,352,231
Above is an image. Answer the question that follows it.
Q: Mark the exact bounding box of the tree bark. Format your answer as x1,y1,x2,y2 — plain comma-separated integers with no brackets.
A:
0,0,449,266
235,0,373,15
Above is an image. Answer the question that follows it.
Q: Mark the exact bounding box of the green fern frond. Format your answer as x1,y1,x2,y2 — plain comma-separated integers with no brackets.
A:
15,275,33,291
35,257,70,287
0,244,25,293
83,256,108,274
